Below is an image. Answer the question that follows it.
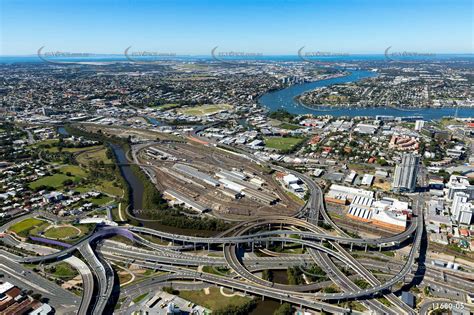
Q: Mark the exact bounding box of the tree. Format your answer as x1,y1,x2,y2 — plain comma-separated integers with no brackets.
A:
162,286,179,295
62,179,74,186
262,269,273,282
274,303,292,315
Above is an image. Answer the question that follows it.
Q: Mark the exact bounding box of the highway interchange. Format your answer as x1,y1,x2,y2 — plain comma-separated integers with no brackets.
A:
1,139,473,314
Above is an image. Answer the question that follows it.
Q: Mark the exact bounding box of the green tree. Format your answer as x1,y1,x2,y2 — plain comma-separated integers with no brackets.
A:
274,303,292,315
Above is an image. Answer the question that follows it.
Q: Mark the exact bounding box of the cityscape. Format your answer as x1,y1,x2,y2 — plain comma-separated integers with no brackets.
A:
0,1,473,315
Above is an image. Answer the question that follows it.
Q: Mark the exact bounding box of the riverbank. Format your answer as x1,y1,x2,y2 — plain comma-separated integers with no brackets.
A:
259,69,474,119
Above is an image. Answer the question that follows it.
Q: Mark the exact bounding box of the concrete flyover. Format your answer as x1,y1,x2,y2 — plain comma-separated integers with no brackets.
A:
6,226,133,315
219,213,423,301
103,254,351,315
309,248,397,315
5,207,423,312
78,243,114,315
1,138,431,314
127,214,417,248
10,213,422,302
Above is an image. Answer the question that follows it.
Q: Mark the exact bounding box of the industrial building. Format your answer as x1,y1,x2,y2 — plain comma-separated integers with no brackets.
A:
163,190,209,213
218,173,278,205
361,174,374,186
345,171,357,184
249,177,265,187
159,167,206,189
325,184,375,205
146,146,175,160
347,195,411,232
346,196,408,231
283,174,300,186
218,178,246,193
216,170,249,184
172,163,220,187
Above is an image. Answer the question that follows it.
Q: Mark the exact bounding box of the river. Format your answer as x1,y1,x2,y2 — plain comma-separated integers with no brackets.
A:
109,144,144,211
259,70,474,119
58,126,145,210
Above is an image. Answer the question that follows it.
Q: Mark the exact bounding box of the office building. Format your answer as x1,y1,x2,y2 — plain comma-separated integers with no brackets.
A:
446,175,474,200
452,192,473,225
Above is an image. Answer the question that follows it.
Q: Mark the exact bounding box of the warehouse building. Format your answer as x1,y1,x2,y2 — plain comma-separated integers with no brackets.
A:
325,184,375,205
173,163,220,187
361,174,375,186
345,171,357,184
290,183,304,192
347,196,408,231
146,146,174,160
164,190,209,213
219,178,278,205
283,174,300,186
219,178,246,193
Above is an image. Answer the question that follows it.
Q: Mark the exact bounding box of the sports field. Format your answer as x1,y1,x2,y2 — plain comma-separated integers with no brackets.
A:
9,218,45,234
264,136,305,151
178,104,232,116
43,226,81,239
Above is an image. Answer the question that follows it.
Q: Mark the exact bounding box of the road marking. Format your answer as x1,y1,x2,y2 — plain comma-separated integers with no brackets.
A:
0,263,49,293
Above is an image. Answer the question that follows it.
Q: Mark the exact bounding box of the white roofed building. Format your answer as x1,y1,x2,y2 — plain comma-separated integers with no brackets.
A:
347,196,408,231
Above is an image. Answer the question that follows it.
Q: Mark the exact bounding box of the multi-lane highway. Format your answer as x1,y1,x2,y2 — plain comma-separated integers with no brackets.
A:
2,139,473,315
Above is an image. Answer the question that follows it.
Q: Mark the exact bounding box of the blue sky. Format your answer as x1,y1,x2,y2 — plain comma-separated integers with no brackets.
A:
1,0,472,55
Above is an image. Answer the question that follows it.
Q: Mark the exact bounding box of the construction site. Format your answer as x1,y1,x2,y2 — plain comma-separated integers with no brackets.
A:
136,142,303,219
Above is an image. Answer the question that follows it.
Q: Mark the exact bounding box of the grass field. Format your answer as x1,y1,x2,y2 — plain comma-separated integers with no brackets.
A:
28,139,58,149
46,145,102,153
9,218,46,235
156,103,179,110
178,104,232,116
76,147,111,165
278,122,302,130
60,165,87,177
286,191,305,205
96,180,123,196
29,221,51,236
43,226,81,239
202,266,230,276
74,180,122,197
117,271,133,285
89,195,114,206
132,293,148,304
264,136,305,151
29,173,72,189
46,262,79,280
29,164,87,190
178,287,250,311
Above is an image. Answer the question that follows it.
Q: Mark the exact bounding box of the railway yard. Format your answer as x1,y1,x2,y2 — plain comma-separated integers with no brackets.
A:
136,142,303,218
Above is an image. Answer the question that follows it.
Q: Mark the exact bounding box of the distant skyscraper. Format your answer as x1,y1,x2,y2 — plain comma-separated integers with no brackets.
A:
392,153,420,193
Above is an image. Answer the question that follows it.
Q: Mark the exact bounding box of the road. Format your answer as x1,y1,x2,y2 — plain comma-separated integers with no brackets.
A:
3,135,472,314
0,253,80,314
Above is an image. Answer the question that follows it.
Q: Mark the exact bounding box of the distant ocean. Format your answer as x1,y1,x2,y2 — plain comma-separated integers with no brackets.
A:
0,54,473,64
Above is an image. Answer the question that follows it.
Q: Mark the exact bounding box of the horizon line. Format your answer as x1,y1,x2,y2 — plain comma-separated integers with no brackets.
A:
1,52,474,58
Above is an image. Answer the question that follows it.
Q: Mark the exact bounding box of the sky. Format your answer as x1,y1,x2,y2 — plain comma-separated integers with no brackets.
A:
1,0,473,56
